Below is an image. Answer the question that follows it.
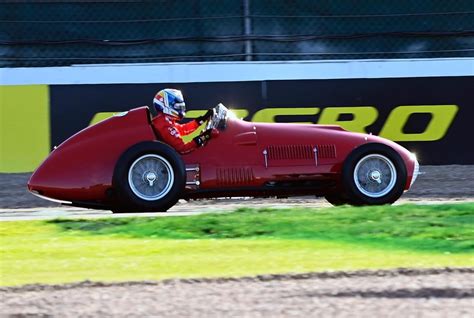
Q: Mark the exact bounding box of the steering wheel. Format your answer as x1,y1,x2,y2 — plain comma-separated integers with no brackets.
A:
205,107,217,130
205,103,228,131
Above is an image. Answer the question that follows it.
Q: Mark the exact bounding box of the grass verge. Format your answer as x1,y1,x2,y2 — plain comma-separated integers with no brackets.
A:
1,203,473,286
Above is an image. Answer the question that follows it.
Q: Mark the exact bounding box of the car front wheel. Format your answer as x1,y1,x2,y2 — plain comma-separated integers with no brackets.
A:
341,143,407,205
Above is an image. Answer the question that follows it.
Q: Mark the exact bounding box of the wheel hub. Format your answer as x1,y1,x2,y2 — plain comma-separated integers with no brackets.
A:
369,170,382,184
145,171,157,186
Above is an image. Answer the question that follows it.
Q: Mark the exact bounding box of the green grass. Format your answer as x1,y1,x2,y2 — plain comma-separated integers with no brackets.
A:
1,203,473,286
50,203,474,253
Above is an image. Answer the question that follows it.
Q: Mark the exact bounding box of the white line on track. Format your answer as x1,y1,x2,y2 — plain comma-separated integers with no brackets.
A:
0,198,331,221
0,198,472,221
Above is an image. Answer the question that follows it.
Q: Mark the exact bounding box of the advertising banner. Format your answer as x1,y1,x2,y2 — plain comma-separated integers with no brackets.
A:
49,76,473,166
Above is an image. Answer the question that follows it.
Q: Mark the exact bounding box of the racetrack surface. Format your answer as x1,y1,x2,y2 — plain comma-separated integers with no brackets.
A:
2,268,473,317
1,165,474,221
2,197,474,221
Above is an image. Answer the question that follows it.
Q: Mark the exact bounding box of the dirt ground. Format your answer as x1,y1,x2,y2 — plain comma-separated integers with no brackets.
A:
1,268,473,317
1,165,474,209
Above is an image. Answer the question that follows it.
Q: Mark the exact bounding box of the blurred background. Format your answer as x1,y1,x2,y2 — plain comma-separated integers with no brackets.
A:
2,0,474,65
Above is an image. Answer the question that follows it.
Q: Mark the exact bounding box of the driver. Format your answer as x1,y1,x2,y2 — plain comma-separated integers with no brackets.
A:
151,88,217,154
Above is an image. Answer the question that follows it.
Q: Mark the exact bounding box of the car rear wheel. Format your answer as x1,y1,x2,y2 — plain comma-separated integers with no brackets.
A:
128,154,175,201
341,143,406,205
112,141,185,212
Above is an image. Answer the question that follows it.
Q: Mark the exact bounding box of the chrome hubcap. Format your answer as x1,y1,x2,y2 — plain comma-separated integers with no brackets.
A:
353,154,397,198
128,154,174,201
145,171,157,186
369,170,382,184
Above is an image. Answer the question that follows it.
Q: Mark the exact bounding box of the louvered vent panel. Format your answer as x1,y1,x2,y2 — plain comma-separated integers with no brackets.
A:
267,145,313,160
217,168,255,186
316,144,337,158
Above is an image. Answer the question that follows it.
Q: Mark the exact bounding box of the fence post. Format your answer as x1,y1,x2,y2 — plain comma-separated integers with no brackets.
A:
243,0,253,61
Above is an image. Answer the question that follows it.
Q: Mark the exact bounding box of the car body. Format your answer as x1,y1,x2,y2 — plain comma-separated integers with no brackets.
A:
28,104,419,211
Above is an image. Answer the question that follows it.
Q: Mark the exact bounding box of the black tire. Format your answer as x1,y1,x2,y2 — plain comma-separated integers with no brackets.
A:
112,141,186,212
324,194,352,206
341,143,407,205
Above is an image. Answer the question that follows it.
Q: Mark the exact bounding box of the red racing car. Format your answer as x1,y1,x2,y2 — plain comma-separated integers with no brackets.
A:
28,104,419,212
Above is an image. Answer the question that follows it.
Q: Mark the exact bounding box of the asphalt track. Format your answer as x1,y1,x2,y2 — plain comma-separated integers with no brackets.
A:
2,197,474,221
1,199,321,221
1,165,474,221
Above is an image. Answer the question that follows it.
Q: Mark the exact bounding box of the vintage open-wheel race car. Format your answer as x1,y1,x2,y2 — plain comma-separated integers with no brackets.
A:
28,104,420,212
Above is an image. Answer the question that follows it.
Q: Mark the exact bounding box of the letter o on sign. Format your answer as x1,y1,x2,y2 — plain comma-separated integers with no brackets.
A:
379,105,458,142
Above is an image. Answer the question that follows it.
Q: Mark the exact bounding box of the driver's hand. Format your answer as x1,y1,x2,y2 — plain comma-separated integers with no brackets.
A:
193,128,219,147
196,108,215,125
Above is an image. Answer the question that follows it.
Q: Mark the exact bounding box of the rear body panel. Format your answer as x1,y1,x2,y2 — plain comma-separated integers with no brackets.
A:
28,107,156,203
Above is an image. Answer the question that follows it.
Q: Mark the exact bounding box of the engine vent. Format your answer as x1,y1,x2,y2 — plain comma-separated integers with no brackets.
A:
316,144,337,159
217,167,255,186
267,145,314,160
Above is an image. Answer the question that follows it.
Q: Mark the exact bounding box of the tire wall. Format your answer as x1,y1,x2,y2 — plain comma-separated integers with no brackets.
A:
1,61,473,172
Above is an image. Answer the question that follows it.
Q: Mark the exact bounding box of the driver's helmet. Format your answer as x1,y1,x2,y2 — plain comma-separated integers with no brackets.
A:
153,88,186,119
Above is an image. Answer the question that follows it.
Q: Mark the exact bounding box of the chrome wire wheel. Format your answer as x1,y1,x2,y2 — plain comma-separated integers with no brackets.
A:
353,154,397,198
127,154,174,201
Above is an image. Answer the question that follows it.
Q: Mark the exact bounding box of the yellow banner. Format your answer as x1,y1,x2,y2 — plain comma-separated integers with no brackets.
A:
0,85,50,173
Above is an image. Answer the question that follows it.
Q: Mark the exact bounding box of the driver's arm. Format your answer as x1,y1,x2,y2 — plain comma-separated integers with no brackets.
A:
159,123,215,154
174,120,199,136
165,126,199,154
176,108,214,136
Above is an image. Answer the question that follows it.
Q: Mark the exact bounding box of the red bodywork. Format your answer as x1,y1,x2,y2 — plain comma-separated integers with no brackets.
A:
28,106,417,208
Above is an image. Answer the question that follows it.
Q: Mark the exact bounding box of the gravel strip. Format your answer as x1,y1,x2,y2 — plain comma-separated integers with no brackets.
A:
1,268,473,317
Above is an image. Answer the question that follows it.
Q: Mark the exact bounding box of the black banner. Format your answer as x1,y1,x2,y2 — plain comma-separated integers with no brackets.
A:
50,76,474,165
